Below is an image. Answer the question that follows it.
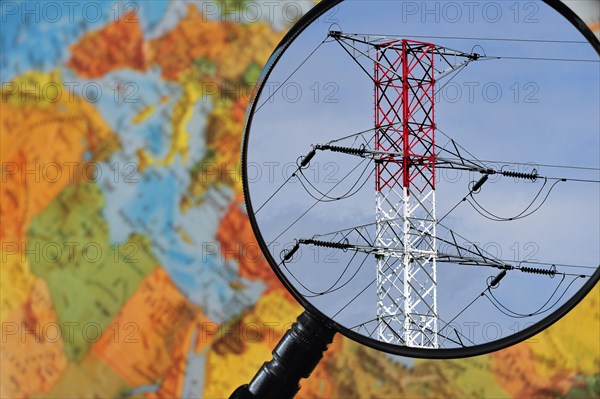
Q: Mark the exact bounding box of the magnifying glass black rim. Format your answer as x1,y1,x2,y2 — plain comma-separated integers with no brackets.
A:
241,0,600,359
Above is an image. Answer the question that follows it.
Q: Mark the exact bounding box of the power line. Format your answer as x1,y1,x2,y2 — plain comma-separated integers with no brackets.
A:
433,138,600,184
345,32,589,45
297,162,373,202
487,55,599,63
305,253,370,298
485,275,583,319
437,291,484,336
331,271,376,319
466,178,563,222
255,162,302,214
439,157,600,172
546,177,600,183
283,250,360,297
490,259,597,270
268,159,369,244
254,38,326,113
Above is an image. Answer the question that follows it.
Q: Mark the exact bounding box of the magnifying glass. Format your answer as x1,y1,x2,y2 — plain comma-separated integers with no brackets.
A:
232,0,600,397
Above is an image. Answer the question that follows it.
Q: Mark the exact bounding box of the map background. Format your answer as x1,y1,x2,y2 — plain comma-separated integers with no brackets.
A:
0,1,598,398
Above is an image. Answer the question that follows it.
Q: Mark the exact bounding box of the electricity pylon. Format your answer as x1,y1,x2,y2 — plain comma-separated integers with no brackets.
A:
279,31,591,349
372,39,438,347
282,32,482,348
329,33,478,348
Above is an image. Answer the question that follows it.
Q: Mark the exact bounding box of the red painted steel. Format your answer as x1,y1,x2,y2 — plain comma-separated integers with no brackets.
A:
374,40,436,193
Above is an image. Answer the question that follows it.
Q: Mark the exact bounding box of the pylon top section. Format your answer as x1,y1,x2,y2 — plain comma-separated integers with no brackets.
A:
328,31,480,82
329,31,481,194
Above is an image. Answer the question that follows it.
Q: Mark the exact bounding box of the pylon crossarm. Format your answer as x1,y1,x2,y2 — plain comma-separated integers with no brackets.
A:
312,143,488,175
329,33,399,81
281,238,454,263
328,31,483,82
310,143,539,181
281,239,406,261
285,220,515,274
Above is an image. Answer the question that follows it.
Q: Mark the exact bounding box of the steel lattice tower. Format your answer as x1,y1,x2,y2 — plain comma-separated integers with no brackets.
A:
374,40,438,348
283,31,480,348
282,31,566,350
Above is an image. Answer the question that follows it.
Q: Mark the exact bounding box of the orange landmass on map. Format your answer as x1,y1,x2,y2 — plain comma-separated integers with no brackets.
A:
67,11,148,78
91,268,208,388
216,21,283,82
148,5,229,81
148,4,283,83
491,287,600,398
0,279,68,399
0,70,117,320
216,200,292,299
0,71,116,244
492,343,575,398
148,318,199,399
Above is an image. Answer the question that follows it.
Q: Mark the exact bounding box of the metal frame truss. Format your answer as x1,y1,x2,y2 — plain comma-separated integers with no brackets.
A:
309,32,481,348
373,39,438,348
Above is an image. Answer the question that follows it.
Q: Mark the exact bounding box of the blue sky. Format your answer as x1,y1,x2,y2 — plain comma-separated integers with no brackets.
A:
246,0,600,351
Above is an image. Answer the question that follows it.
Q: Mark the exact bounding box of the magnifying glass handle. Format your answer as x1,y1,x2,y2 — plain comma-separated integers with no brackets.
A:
229,311,336,399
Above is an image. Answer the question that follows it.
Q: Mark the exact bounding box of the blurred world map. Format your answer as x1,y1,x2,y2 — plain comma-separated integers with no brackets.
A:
0,1,598,398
